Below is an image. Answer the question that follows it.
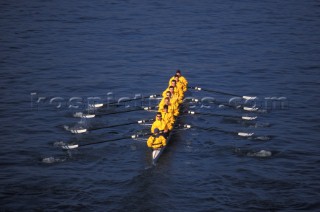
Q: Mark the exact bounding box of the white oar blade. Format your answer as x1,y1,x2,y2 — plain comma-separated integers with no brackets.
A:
62,144,79,149
192,98,199,102
242,96,257,100
184,124,192,129
83,114,95,118
238,132,254,137
138,120,144,124
242,116,257,120
70,128,87,134
72,113,90,118
243,107,259,111
88,103,104,108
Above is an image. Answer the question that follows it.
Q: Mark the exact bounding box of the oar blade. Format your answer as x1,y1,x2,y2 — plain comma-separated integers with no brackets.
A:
88,103,104,108
70,128,87,134
238,132,254,137
242,96,257,100
241,116,257,120
243,106,259,111
83,114,95,118
61,144,79,149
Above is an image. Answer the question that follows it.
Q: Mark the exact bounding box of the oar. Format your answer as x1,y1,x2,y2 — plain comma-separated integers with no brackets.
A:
187,110,257,120
184,124,254,137
74,106,157,118
88,94,161,108
70,118,154,134
62,132,152,149
189,86,257,100
188,111,270,128
189,98,259,112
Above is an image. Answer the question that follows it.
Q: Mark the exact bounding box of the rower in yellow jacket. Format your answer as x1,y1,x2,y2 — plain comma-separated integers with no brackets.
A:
147,128,166,150
170,79,184,98
169,69,188,90
162,85,182,104
158,97,179,116
169,74,187,93
159,105,175,130
151,112,169,134
160,91,179,108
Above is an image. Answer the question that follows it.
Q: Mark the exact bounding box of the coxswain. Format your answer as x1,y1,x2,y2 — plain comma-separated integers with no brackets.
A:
147,128,166,150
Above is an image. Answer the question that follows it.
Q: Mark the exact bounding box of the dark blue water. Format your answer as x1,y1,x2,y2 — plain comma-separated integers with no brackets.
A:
1,0,319,211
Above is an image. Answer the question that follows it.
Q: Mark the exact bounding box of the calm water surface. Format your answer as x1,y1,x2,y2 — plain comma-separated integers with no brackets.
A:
1,0,319,211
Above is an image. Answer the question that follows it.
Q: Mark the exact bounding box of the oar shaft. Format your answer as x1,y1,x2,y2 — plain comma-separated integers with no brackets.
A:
79,136,132,147
99,106,157,115
189,111,234,118
189,98,259,112
189,86,256,100
62,132,152,149
185,124,253,137
97,108,144,116
70,118,154,133
90,118,154,131
78,106,158,118
89,94,161,108
189,86,240,97
90,122,137,131
188,111,257,120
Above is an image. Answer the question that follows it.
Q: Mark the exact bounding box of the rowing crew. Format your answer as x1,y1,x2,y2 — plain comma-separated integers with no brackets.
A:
147,70,188,150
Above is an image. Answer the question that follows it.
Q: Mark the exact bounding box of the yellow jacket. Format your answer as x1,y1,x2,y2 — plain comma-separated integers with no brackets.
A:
162,89,183,104
169,76,188,90
147,135,166,149
151,119,168,133
159,96,179,108
172,91,183,104
168,78,187,93
162,87,183,99
161,111,175,130
158,98,178,110
177,80,187,93
158,102,179,116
